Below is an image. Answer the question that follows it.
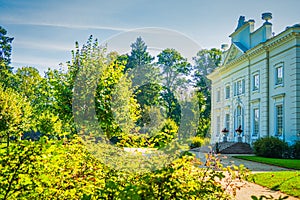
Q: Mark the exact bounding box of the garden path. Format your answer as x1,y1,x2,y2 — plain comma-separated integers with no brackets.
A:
190,148,299,200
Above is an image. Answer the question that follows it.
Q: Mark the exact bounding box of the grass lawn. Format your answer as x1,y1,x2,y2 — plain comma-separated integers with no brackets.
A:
247,171,300,198
233,156,300,170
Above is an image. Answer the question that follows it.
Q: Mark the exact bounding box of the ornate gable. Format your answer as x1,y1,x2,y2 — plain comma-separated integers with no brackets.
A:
222,43,245,66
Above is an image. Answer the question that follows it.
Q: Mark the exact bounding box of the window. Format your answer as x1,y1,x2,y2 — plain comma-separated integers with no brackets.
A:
234,105,244,136
234,79,245,96
236,106,242,127
225,114,230,130
216,116,221,136
225,85,230,99
253,74,259,91
253,108,259,136
237,80,242,95
275,65,283,85
216,90,221,102
276,104,283,135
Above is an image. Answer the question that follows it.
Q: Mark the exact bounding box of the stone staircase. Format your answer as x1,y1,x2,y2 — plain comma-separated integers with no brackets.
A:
216,142,253,154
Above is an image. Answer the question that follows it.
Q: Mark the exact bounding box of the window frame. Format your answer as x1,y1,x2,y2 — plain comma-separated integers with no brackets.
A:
225,113,230,131
234,78,245,96
216,116,221,137
275,104,284,136
225,85,230,99
216,89,221,102
252,72,260,92
252,108,260,136
275,62,284,86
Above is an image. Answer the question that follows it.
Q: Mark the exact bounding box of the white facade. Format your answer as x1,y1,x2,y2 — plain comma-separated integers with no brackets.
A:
208,13,300,145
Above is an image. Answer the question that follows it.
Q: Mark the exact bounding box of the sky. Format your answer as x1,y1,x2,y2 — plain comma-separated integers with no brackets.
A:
1,0,300,73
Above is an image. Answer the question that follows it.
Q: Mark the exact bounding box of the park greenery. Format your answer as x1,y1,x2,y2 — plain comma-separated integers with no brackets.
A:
0,25,256,199
248,171,300,198
233,156,300,170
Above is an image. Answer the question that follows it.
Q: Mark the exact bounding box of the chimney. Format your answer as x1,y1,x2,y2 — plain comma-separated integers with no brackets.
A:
261,12,273,39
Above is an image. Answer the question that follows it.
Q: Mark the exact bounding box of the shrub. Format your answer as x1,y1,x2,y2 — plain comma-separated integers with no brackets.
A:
150,118,178,148
253,137,289,158
291,141,300,159
189,136,210,149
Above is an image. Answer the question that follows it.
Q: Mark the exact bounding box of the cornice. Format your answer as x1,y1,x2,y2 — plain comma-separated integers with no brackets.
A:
208,27,300,80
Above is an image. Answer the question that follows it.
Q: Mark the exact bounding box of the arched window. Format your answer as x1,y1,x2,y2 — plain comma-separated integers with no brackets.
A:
234,105,244,136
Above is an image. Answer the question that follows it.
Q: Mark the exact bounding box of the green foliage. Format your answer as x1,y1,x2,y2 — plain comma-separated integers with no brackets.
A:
251,195,289,200
0,28,253,199
192,49,222,137
135,83,162,109
0,26,14,88
0,140,45,199
13,67,43,100
157,48,191,91
189,136,210,149
70,36,140,139
178,92,200,140
253,137,289,158
161,88,181,125
151,118,178,148
95,152,248,199
116,134,151,148
0,137,249,199
136,105,164,136
291,140,300,159
0,26,14,67
0,85,32,146
34,110,64,139
125,36,154,72
116,118,178,148
45,68,74,126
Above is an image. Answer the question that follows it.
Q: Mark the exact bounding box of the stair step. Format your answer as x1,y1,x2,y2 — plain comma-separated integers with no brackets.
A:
219,142,253,154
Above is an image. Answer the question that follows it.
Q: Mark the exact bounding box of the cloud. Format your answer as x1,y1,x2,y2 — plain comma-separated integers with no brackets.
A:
14,40,72,51
3,18,130,32
11,53,66,70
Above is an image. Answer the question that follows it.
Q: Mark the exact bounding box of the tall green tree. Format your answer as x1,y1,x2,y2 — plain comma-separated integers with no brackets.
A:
125,37,162,131
157,48,191,91
125,37,154,72
125,37,159,87
157,48,191,124
192,48,222,137
70,36,140,139
0,85,32,148
0,26,14,88
0,26,14,69
13,67,43,103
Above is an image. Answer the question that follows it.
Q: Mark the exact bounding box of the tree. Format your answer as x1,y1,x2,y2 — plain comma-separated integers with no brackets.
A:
0,26,14,88
193,48,221,77
157,48,191,124
13,67,43,103
125,37,162,132
192,48,222,137
0,85,32,148
157,48,191,91
0,26,14,69
125,36,154,72
70,36,140,139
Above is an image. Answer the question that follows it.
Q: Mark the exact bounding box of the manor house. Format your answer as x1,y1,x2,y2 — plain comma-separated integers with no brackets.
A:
207,13,300,145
